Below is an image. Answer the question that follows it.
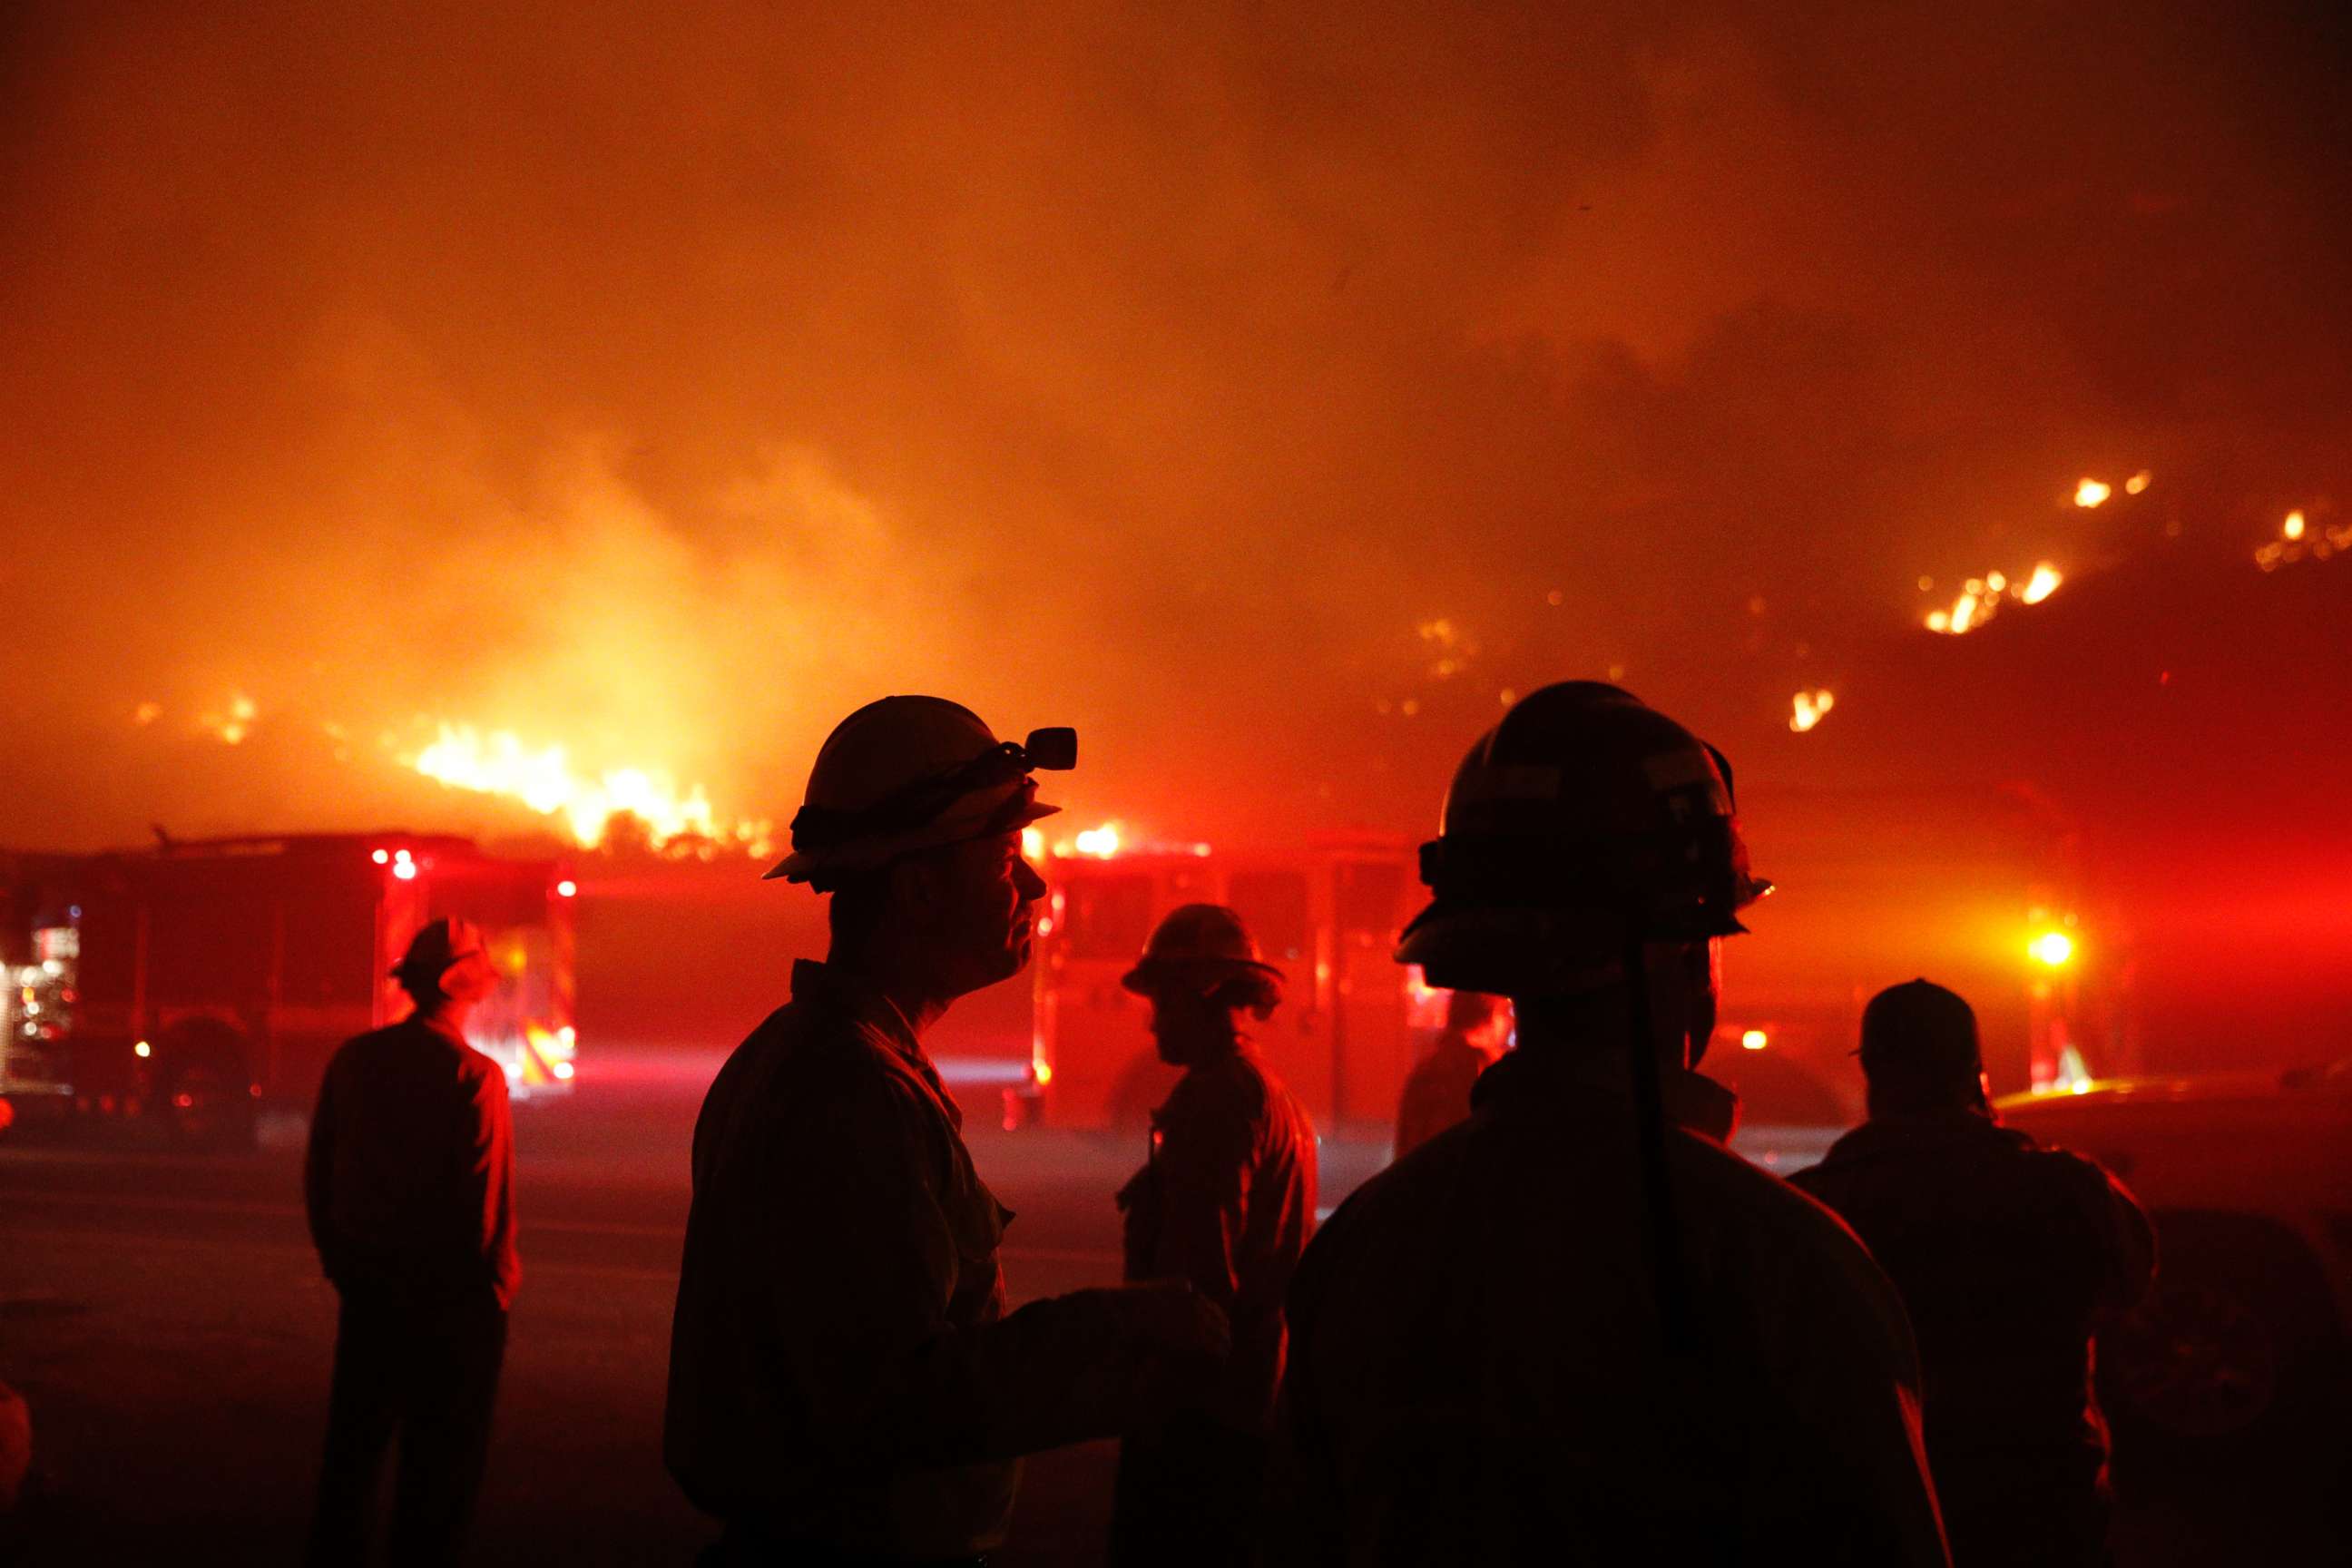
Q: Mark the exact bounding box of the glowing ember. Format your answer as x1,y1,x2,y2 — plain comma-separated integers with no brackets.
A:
2073,478,2112,508
200,693,259,745
2125,471,2152,495
1788,689,1836,732
407,723,757,850
1416,618,1477,680
2019,562,2063,604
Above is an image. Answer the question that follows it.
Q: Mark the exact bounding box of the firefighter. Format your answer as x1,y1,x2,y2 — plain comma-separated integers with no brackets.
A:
663,696,1230,1567
1268,681,1950,1564
1791,980,2154,1568
304,916,518,1568
1110,905,1318,1567
1391,989,1510,1160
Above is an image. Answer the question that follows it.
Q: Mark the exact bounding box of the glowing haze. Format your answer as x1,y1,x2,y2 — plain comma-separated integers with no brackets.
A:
2,2,2347,854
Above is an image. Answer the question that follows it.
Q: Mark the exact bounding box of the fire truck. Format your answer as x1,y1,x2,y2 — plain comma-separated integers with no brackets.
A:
0,833,578,1147
1713,781,2113,1123
1021,832,1442,1133
1016,785,2110,1140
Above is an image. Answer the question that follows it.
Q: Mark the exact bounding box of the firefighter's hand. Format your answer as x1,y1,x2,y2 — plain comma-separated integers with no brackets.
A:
1123,1280,1232,1362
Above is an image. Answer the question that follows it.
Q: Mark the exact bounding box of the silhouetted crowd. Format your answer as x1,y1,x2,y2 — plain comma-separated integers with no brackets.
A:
302,685,2152,1566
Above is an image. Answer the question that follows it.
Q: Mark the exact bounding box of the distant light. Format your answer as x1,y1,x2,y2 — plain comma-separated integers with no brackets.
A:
133,1040,152,1058
2284,509,2307,541
2029,931,2075,967
2020,562,2063,605
2126,470,2152,495
370,848,390,865
1740,1029,1769,1051
558,1025,577,1047
2071,1079,2092,1095
1031,1056,1054,1087
1071,824,1122,858
2074,478,2112,508
1020,827,1046,860
394,848,413,864
392,861,418,881
1926,610,1952,632
1788,689,1836,733
555,878,578,897
552,1060,575,1081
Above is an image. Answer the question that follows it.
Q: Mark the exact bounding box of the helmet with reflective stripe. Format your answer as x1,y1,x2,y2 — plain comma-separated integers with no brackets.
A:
1396,682,1769,995
765,696,1073,891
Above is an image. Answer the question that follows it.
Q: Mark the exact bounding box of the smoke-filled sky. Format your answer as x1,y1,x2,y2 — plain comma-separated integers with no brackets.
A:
4,0,2347,850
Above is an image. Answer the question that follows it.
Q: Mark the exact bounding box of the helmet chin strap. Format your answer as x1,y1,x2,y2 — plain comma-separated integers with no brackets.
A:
1622,926,1692,1356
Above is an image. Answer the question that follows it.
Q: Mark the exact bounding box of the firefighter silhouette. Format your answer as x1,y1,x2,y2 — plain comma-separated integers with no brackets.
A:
1268,682,1950,1564
1794,980,2153,1568
663,698,1229,1565
304,917,517,1568
1111,904,1318,1566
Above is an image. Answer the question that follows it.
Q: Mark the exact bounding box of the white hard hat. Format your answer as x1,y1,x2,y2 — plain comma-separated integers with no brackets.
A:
765,696,1071,889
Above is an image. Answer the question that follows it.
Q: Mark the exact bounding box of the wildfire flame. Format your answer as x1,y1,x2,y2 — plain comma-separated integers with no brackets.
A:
1788,689,1836,732
1924,560,2063,634
407,723,768,852
2073,478,2112,508
1067,823,1122,858
2254,506,2349,572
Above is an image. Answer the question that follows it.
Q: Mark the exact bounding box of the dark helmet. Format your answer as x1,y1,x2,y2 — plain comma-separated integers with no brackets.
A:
1857,978,1985,1108
1122,904,1285,1018
1396,682,1770,995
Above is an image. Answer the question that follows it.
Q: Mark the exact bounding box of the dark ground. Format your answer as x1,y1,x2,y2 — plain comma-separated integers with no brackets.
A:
0,1048,2339,1566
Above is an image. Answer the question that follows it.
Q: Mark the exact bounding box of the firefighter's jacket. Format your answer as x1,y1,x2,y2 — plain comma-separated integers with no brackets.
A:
1117,1043,1318,1433
1791,1110,2154,1564
1270,1045,1950,1566
663,960,1161,1558
304,1014,519,1309
1392,1033,1503,1161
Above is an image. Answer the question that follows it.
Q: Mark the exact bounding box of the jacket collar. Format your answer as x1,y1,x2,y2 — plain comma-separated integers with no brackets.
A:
1471,1044,1741,1144
789,958,958,1127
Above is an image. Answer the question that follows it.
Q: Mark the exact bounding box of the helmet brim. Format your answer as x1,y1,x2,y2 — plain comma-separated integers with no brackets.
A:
1120,955,1288,997
765,794,1061,882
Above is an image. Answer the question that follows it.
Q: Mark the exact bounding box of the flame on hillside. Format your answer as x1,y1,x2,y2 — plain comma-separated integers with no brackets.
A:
408,724,771,853
1924,561,2063,635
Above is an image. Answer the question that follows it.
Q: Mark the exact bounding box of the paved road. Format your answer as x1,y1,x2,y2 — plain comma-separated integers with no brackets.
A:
3,1049,2338,1565
1,1049,1169,1567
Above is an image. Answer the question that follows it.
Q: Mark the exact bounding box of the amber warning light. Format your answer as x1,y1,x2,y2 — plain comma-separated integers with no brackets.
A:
2029,931,2076,968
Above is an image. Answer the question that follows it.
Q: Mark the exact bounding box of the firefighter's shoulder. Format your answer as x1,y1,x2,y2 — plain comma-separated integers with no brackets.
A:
722,997,954,1146
1692,1138,1918,1348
